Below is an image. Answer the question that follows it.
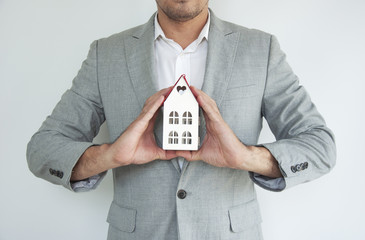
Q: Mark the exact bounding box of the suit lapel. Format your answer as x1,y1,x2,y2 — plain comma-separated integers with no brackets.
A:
184,12,240,172
124,15,180,172
124,16,157,109
124,15,163,145
200,12,240,142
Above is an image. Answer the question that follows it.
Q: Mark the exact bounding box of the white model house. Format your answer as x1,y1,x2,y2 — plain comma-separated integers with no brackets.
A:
162,74,199,150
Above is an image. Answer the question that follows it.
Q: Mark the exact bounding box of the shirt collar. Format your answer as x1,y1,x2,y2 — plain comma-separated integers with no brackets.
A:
154,11,210,42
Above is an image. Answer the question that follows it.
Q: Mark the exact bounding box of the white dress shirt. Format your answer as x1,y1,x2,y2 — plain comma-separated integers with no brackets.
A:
154,13,210,169
154,13,210,90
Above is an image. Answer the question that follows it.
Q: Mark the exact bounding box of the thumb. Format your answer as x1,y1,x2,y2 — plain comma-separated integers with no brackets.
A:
146,110,160,133
176,150,201,162
156,149,177,160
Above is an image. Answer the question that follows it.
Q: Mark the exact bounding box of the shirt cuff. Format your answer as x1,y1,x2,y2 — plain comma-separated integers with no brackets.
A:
249,172,286,192
71,171,107,192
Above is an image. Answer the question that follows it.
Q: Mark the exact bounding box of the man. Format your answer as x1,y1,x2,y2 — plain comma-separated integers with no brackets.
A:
27,0,336,239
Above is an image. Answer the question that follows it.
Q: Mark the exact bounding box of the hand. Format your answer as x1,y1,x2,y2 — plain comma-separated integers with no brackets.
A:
176,87,282,178
71,87,177,181
107,87,177,166
176,86,247,169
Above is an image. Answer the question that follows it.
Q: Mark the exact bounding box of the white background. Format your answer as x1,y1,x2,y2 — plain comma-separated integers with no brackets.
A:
1,0,364,239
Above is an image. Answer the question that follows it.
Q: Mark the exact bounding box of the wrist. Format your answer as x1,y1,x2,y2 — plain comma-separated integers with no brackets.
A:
71,143,114,181
235,145,258,171
236,145,281,178
101,143,121,168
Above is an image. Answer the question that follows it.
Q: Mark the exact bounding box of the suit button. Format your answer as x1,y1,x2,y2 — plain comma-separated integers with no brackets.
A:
57,171,64,179
177,189,187,199
296,164,302,171
303,162,309,169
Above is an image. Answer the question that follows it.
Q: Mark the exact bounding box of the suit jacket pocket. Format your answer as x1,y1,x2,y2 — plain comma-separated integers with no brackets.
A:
228,199,262,233
107,202,136,233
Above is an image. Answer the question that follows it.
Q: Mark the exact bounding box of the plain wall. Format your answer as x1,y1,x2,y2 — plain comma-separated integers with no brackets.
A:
1,0,364,239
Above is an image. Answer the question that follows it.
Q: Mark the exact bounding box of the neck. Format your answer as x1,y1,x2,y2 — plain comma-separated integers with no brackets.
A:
157,8,209,49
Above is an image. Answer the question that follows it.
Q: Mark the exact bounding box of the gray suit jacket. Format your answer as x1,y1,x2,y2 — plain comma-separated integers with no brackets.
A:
27,11,336,240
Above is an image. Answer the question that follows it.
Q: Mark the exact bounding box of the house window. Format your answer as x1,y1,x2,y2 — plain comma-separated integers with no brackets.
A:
168,131,179,144
182,131,192,144
182,111,192,125
169,111,179,124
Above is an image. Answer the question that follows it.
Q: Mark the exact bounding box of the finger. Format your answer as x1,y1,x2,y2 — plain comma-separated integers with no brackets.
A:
156,149,177,160
145,109,160,133
190,86,221,123
165,150,178,160
190,86,213,101
130,95,164,135
140,86,174,128
138,87,171,121
175,150,192,161
143,87,174,122
176,150,201,162
160,86,174,105
143,86,173,118
144,87,173,108
128,87,173,137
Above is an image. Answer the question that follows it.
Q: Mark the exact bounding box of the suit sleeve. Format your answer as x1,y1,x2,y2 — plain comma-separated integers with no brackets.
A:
26,40,106,191
250,35,336,191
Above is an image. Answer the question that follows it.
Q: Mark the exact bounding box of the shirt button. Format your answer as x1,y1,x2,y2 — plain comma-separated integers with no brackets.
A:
177,189,187,199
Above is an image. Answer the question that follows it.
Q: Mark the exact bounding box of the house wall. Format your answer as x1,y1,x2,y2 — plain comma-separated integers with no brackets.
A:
163,81,199,150
1,0,364,239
